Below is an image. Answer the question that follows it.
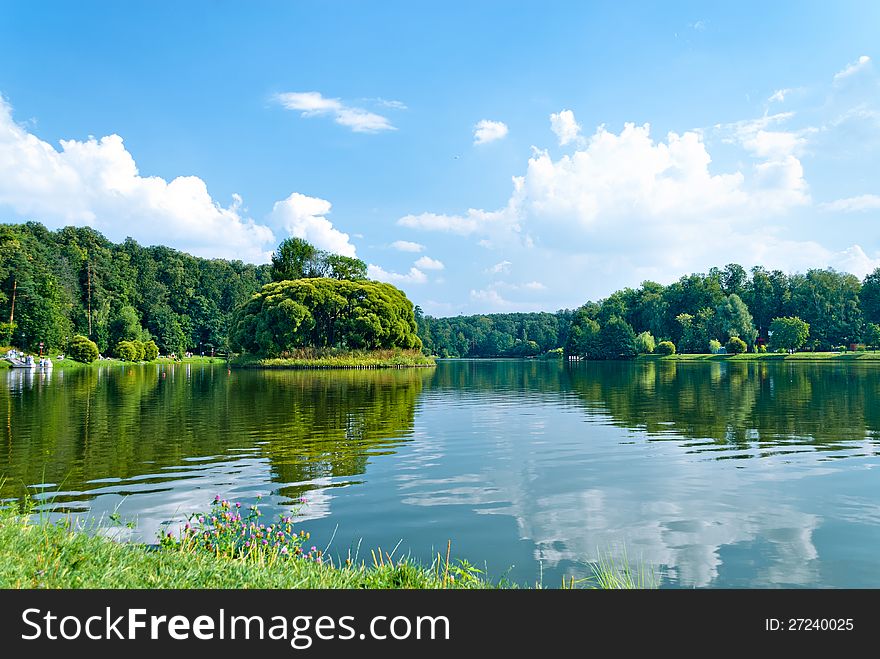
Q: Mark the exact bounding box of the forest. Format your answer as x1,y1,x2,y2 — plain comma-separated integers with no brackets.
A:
419,264,880,358
0,222,271,356
4,222,880,360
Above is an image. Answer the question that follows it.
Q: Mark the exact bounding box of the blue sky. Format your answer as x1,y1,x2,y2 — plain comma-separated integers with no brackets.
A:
1,2,879,315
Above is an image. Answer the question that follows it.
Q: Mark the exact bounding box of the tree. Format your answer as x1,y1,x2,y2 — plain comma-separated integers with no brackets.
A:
656,340,676,355
564,309,600,358
635,331,655,354
230,279,421,356
270,238,367,283
862,268,880,325
865,323,880,350
715,294,757,346
68,335,99,363
726,336,747,354
768,316,810,352
143,339,160,361
789,269,862,349
115,340,138,361
599,317,638,360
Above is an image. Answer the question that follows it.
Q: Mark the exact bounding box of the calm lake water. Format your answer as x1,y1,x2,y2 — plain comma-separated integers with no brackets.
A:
2,359,879,588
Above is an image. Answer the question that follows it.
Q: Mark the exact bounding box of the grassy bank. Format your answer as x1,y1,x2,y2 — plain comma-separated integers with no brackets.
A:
0,502,647,589
231,349,435,370
637,351,880,362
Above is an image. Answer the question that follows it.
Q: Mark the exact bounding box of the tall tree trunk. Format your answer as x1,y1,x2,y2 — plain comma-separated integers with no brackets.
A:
87,263,92,337
9,278,16,325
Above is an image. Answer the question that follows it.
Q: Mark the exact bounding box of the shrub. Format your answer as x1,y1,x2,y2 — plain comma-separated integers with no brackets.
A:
68,335,99,363
726,336,747,354
131,340,146,361
635,331,655,354
656,340,676,356
708,339,722,354
115,340,138,361
758,344,767,353
143,340,159,361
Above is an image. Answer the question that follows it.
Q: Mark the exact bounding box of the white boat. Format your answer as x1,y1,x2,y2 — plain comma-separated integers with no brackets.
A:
5,354,36,369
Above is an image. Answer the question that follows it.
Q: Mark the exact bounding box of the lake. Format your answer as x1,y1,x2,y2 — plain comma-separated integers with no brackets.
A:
2,358,879,588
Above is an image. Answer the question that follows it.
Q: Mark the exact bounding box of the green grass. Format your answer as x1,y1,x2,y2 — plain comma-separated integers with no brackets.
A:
0,504,650,589
231,348,435,370
638,351,880,362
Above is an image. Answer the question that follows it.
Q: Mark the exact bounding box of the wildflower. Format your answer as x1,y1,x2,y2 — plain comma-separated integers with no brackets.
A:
280,546,288,555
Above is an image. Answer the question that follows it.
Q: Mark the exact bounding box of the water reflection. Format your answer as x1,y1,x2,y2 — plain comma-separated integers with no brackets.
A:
2,359,879,587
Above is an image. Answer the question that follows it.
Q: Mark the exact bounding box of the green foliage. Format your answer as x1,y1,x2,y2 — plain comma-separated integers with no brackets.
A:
709,339,722,354
768,316,810,352
0,322,14,345
271,237,367,282
715,294,757,346
565,309,600,358
0,222,271,354
67,335,99,363
143,339,160,361
231,279,422,356
656,340,676,355
726,336,747,354
635,331,655,354
599,317,638,360
115,340,138,361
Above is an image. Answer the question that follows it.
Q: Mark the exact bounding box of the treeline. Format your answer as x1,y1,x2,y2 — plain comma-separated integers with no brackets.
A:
415,310,574,357
422,264,880,358
0,222,271,356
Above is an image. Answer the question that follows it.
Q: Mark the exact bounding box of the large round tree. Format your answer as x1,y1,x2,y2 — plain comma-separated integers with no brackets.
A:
230,278,422,356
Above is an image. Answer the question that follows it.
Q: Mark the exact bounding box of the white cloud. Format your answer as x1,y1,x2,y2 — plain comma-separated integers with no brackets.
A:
834,55,871,82
831,244,880,278
375,98,408,110
820,194,880,212
473,119,509,145
398,207,518,236
768,88,791,103
486,260,512,274
367,264,427,285
0,96,275,262
274,91,395,133
268,192,357,257
550,109,582,145
414,255,444,270
523,281,546,290
390,240,425,252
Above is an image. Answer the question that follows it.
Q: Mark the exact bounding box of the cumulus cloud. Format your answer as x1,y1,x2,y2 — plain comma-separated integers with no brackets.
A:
831,244,880,278
414,256,444,270
473,119,509,145
550,109,582,145
820,194,880,212
390,240,425,252
0,95,275,262
367,264,427,285
274,91,395,133
834,55,871,82
268,192,357,257
398,207,518,236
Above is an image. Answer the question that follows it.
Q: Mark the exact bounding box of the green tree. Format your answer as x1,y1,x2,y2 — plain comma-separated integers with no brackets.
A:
67,335,99,363
143,339,160,361
231,279,421,356
715,294,757,346
635,331,655,354
861,268,880,325
599,317,638,359
726,336,747,354
768,316,810,352
115,340,138,361
656,340,676,355
564,309,600,358
865,323,880,350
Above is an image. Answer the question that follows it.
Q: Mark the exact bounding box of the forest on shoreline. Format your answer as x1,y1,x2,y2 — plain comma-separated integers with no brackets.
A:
4,222,880,361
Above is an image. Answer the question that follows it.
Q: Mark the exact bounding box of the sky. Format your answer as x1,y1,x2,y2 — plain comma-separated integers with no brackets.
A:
1,2,879,316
